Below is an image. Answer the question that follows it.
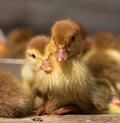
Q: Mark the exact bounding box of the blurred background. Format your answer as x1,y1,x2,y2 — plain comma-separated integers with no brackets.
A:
0,0,120,79
0,0,120,34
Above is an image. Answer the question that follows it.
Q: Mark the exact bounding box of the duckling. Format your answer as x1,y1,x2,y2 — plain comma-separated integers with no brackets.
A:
21,35,53,108
83,31,120,99
92,78,120,113
4,27,34,58
0,71,31,118
33,20,111,115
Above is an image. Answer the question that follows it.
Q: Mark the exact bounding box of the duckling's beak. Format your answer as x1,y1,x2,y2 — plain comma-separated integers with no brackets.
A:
56,48,68,62
41,59,53,73
109,95,120,105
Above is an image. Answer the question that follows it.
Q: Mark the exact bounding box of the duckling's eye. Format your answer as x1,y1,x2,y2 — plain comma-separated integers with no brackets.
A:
31,54,36,59
71,36,75,41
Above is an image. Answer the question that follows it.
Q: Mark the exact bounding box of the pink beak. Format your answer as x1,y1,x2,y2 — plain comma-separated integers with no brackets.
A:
56,48,68,62
41,60,53,72
109,95,120,105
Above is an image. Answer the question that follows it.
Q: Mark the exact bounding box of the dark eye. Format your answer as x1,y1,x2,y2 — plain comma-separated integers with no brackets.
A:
71,36,75,41
31,54,36,59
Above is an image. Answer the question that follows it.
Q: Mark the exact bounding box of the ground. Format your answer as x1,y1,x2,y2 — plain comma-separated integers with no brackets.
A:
0,114,120,123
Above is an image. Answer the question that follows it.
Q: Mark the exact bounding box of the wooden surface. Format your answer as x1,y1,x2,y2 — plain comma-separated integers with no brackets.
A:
0,114,120,123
